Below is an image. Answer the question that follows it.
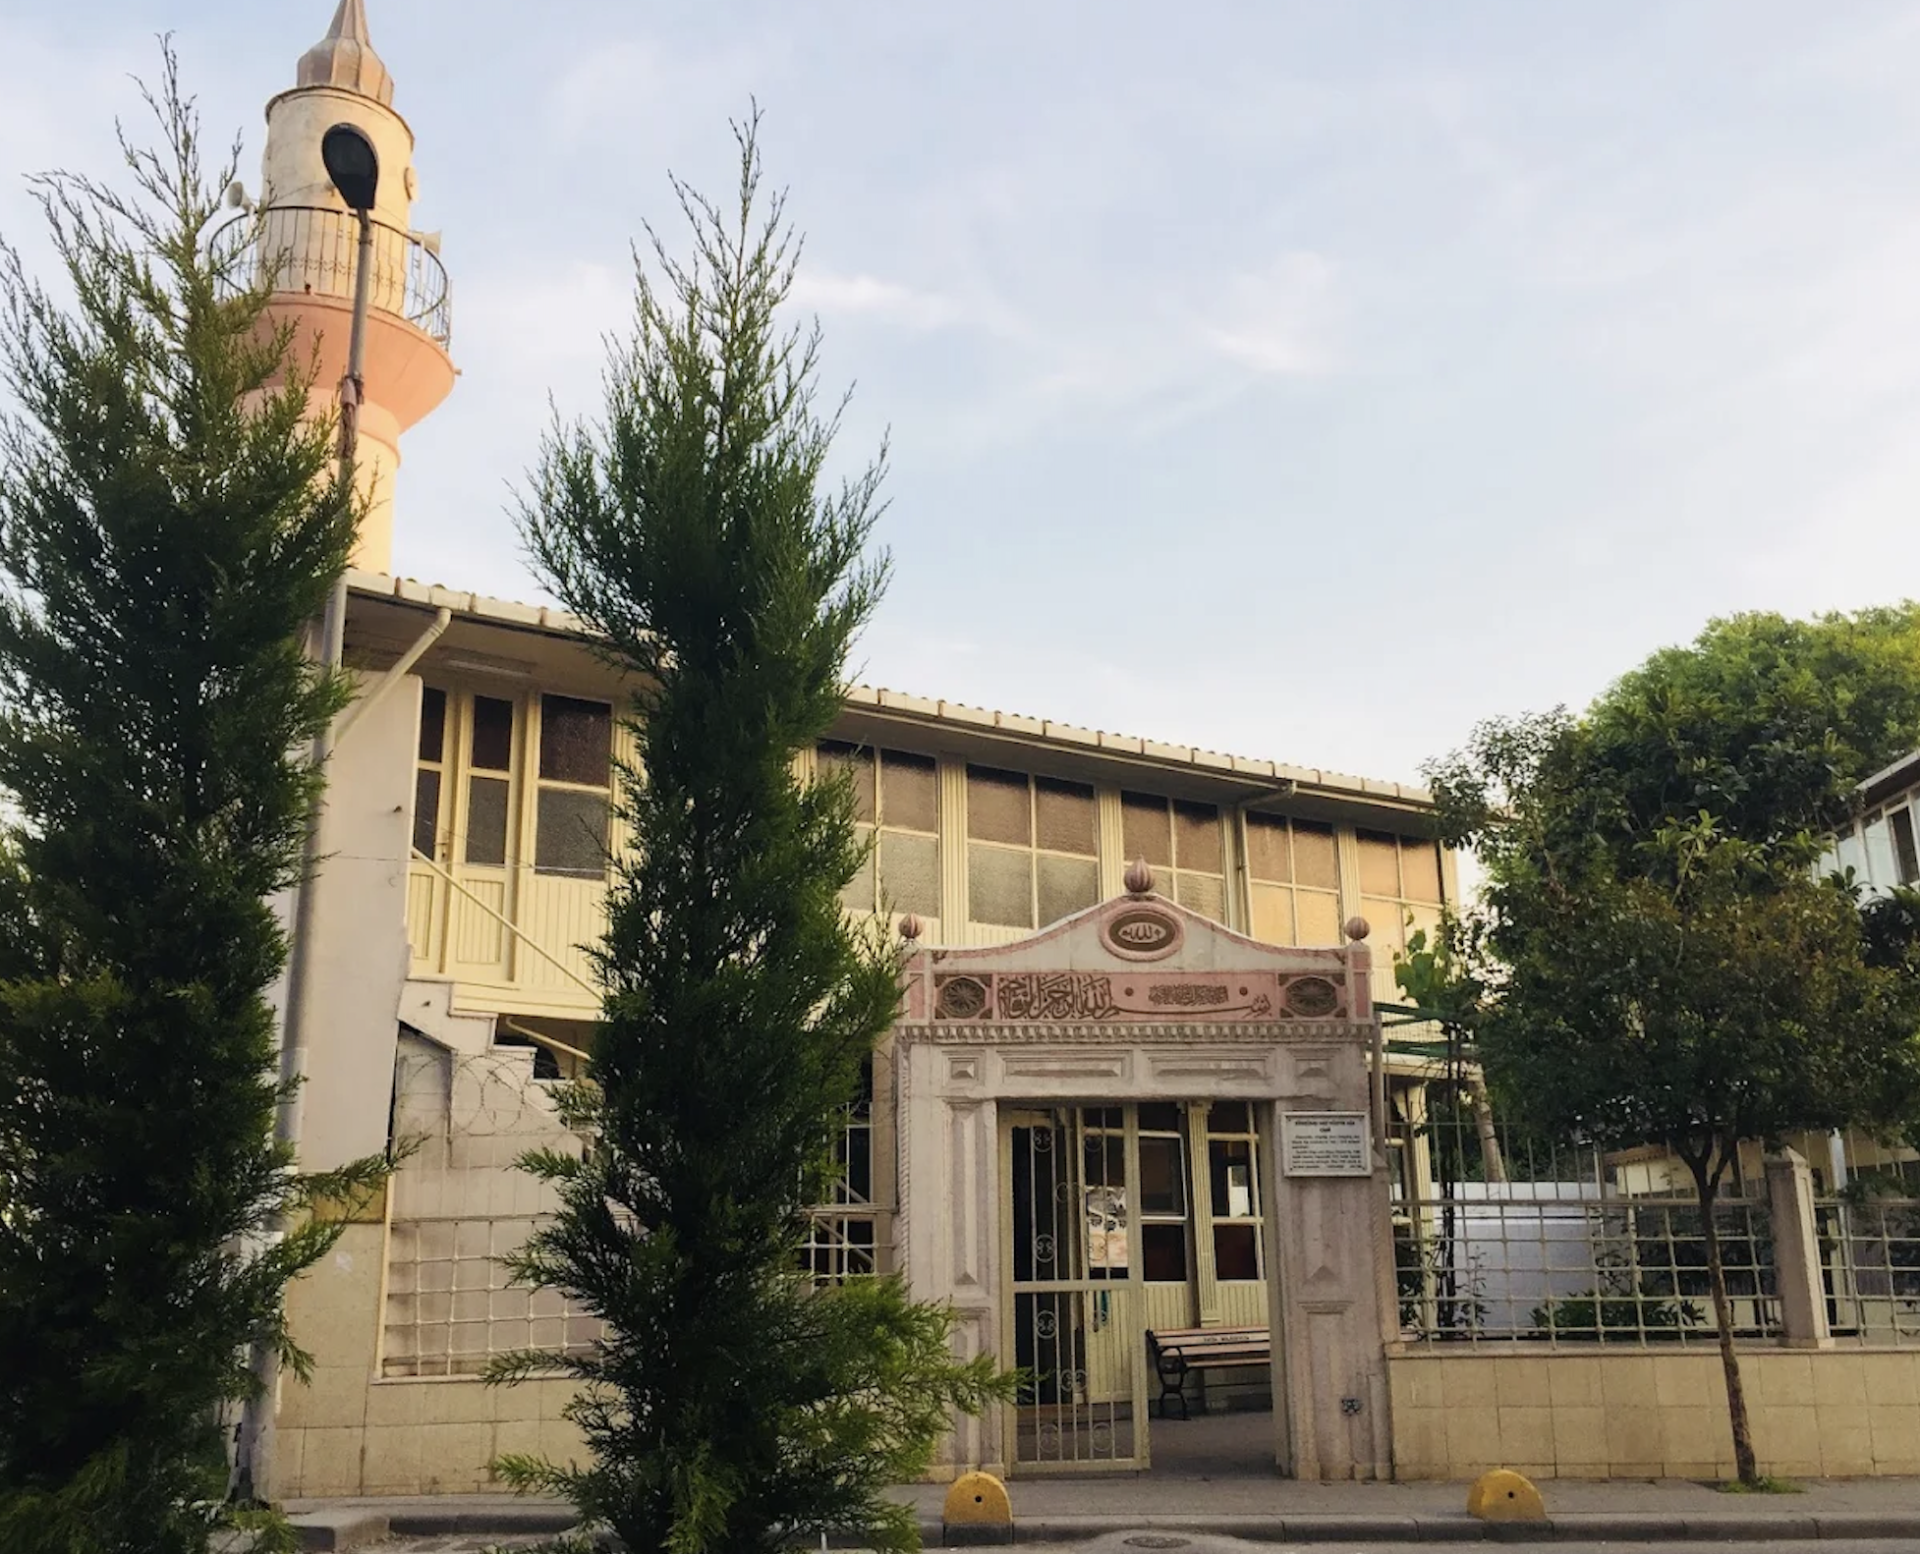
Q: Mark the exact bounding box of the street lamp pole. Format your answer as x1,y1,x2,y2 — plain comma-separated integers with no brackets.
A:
231,122,380,1507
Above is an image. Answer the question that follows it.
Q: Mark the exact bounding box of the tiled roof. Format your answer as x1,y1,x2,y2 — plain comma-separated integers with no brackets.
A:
350,569,1434,808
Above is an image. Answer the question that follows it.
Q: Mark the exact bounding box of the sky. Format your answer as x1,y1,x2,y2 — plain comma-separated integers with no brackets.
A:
4,2,1920,789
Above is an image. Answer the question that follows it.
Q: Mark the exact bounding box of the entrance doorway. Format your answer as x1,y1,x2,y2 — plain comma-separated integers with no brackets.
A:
1001,1102,1276,1474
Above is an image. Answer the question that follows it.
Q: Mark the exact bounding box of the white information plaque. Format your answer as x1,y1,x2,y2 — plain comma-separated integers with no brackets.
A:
1281,1111,1372,1177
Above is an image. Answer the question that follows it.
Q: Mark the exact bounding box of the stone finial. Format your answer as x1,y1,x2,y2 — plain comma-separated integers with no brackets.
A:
1123,857,1154,896
1343,915,1372,942
297,0,396,106
898,913,923,945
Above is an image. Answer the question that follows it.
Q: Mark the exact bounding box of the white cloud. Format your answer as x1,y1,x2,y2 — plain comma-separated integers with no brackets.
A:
1199,251,1342,376
789,269,959,330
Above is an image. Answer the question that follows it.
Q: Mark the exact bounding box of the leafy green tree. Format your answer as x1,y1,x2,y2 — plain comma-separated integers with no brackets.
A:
0,55,379,1554
490,118,1012,1553
1426,608,1920,1485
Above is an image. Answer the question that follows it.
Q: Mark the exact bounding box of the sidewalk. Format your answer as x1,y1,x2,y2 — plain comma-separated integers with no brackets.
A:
288,1473,1920,1548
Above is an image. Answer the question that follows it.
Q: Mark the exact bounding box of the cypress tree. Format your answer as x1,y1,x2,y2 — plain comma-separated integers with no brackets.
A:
493,117,1011,1552
0,53,380,1554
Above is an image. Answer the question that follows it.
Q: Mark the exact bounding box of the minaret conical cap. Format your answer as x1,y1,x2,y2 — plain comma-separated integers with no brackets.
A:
296,0,394,105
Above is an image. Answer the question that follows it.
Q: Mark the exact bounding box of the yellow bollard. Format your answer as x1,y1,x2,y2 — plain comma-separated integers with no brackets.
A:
942,1470,1013,1546
1467,1467,1547,1522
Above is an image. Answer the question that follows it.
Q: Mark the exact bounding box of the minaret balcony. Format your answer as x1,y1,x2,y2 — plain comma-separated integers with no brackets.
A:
212,203,451,348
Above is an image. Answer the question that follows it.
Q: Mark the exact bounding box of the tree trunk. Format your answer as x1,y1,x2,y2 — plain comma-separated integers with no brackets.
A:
1693,1160,1759,1484
1468,1077,1507,1185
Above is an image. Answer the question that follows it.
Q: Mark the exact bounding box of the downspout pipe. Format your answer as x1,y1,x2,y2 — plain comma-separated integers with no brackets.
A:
333,606,452,743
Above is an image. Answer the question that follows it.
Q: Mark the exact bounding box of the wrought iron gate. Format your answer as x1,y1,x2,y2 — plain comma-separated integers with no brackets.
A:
1002,1106,1149,1471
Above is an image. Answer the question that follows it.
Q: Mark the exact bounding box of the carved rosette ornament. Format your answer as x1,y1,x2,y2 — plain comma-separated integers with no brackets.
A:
934,974,990,1021
1283,975,1341,1018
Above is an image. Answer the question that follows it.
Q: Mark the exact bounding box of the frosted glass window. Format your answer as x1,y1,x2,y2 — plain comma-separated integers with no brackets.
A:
1173,801,1222,873
471,696,514,772
817,742,875,823
419,686,447,762
1401,839,1444,903
827,743,939,918
535,789,609,877
1121,792,1172,867
966,766,1031,845
878,831,939,916
1250,883,1293,945
1246,815,1341,948
413,769,441,859
968,844,1033,928
1176,872,1225,921
465,776,509,866
882,751,938,833
1294,823,1338,889
1296,890,1342,945
1035,777,1096,855
1037,854,1099,926
1246,813,1290,882
539,696,612,786
840,849,875,912
1357,831,1400,896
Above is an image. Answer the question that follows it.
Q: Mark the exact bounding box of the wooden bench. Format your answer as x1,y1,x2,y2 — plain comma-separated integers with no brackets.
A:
1145,1324,1271,1420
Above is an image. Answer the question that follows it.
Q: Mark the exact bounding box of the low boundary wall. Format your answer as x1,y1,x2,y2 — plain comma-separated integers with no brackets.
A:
1389,1348,1920,1480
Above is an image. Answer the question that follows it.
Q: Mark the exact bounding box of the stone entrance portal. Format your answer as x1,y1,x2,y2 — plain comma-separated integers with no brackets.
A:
892,881,1397,1480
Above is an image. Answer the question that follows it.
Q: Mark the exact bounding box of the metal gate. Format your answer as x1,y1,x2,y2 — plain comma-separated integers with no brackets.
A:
1002,1106,1149,1472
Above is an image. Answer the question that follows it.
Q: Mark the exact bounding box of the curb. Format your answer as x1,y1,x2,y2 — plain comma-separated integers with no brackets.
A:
940,1511,1920,1544
293,1505,1920,1548
389,1506,585,1536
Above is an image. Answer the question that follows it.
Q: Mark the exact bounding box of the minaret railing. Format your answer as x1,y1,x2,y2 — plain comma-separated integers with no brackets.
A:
209,204,451,346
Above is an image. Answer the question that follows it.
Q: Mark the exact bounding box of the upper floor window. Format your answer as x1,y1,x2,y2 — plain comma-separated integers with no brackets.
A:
1894,806,1920,885
465,694,515,868
1863,802,1920,890
534,695,613,878
1357,830,1446,976
1121,792,1224,921
1357,830,1444,909
1244,813,1342,945
966,766,1099,929
820,742,939,919
415,686,447,859
412,687,613,878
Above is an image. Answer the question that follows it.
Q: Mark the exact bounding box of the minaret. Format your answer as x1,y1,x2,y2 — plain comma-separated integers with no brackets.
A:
248,0,454,573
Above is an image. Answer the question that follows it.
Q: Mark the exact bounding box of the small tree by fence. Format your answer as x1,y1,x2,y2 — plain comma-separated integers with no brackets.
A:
1412,609,1920,1484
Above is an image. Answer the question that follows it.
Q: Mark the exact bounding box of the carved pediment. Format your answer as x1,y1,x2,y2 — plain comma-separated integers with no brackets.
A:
898,890,1370,1032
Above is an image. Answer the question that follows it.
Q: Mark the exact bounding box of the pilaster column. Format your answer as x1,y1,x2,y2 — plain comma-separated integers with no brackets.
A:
1765,1148,1833,1349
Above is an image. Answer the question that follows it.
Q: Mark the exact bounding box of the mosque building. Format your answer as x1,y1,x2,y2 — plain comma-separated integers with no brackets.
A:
248,2,1460,1497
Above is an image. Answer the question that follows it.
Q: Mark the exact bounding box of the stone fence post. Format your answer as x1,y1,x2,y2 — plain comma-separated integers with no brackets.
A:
1764,1148,1832,1349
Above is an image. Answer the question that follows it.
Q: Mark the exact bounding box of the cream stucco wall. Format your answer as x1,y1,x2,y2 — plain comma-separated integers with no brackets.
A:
293,673,419,1171
275,1025,592,1498
278,1216,583,1498
1390,1349,1920,1480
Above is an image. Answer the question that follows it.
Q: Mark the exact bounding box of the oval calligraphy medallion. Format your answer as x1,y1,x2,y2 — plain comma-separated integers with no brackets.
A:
1104,906,1183,961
